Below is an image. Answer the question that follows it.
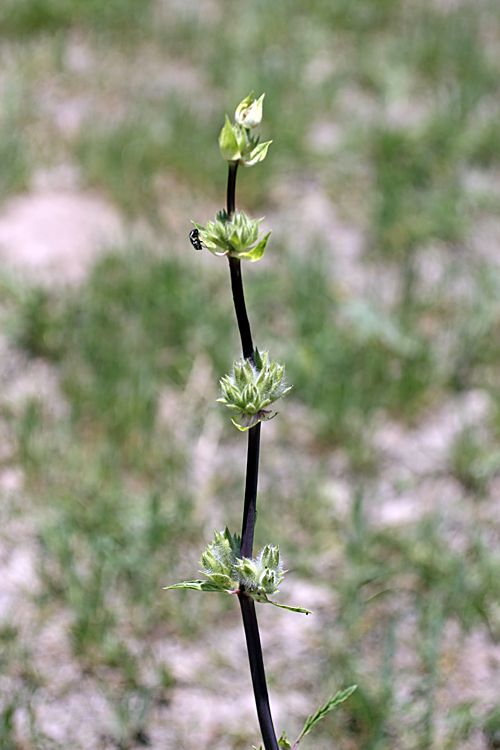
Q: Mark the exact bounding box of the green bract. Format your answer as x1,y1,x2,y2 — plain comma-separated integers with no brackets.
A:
218,349,292,431
191,209,271,262
218,116,247,161
218,92,272,166
165,528,311,615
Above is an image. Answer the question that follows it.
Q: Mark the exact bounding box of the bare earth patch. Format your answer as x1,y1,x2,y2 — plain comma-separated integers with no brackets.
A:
0,186,124,285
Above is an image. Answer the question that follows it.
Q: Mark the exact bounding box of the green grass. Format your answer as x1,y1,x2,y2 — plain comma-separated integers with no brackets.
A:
10,245,439,447
75,98,227,218
0,92,31,203
0,0,153,36
282,253,434,440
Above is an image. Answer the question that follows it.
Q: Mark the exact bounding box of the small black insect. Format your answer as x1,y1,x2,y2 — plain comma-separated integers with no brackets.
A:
189,228,204,251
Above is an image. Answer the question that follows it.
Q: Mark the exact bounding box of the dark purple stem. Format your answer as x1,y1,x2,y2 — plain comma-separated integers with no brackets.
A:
240,422,261,558
238,594,279,750
227,161,238,221
229,257,254,362
226,161,278,750
227,162,254,361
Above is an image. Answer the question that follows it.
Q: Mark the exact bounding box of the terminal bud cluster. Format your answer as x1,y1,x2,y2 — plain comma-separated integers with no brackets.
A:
219,92,272,166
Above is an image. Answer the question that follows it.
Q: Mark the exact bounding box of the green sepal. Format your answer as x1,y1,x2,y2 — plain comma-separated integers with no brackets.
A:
219,115,245,161
242,139,272,167
235,91,254,114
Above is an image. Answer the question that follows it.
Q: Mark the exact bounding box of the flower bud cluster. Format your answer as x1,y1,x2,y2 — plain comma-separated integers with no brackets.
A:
191,209,270,262
199,528,285,597
218,92,272,167
218,349,292,431
200,527,241,591
235,545,285,595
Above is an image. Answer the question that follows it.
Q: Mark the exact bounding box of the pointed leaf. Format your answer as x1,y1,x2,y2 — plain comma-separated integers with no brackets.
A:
251,592,312,614
295,686,357,744
164,580,226,593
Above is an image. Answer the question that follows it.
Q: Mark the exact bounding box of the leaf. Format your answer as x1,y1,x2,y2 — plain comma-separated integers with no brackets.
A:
251,592,312,615
295,686,357,745
164,579,229,593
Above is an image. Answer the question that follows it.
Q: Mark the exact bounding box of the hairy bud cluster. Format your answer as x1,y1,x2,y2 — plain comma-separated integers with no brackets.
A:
199,527,241,591
235,545,285,595
218,349,292,431
199,528,285,597
166,527,311,614
191,209,271,262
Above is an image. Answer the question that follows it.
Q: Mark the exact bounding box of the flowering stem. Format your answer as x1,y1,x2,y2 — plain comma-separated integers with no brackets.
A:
226,161,278,750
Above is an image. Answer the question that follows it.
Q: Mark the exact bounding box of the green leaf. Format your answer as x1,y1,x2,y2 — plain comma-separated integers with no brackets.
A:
295,686,357,744
251,592,312,615
164,579,231,593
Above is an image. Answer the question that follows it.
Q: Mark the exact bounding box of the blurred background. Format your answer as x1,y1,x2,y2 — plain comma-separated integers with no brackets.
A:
1,0,500,748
